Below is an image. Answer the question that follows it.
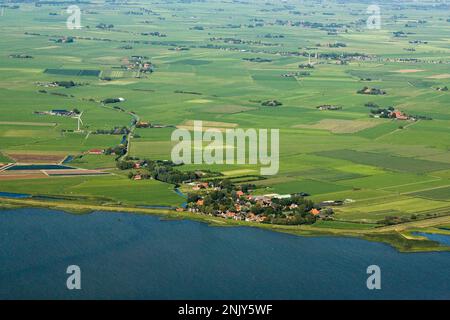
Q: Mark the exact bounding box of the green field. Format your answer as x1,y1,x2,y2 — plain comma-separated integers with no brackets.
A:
44,69,101,77
0,0,449,232
0,151,13,163
411,186,450,201
0,175,182,206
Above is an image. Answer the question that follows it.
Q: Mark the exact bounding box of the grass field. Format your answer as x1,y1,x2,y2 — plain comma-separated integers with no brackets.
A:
0,0,449,243
0,152,13,163
0,175,183,206
410,186,450,201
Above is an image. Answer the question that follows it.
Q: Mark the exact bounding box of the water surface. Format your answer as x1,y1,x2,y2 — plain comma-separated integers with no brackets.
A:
0,208,449,299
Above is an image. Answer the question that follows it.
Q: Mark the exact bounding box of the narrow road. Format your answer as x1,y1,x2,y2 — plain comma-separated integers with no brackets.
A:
100,101,140,160
121,112,140,160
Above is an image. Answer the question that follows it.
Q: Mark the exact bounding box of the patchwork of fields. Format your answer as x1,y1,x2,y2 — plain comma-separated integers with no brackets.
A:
0,0,449,224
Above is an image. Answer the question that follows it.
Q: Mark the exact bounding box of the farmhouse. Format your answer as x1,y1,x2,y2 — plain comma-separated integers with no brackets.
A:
273,194,292,199
88,149,104,155
316,105,342,111
51,109,74,116
357,87,386,95
192,182,209,191
263,193,280,199
319,200,344,206
261,100,282,107
224,211,237,219
292,192,310,197
392,111,408,120
136,121,151,128
262,193,291,200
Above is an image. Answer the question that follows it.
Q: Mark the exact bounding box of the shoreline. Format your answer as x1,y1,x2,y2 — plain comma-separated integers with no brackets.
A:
1,197,449,253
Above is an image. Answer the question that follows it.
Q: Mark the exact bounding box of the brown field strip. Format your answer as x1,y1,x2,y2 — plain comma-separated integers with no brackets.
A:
393,69,424,73
293,119,380,133
6,153,67,164
371,215,450,233
0,171,48,180
42,169,109,176
0,121,56,127
426,74,450,79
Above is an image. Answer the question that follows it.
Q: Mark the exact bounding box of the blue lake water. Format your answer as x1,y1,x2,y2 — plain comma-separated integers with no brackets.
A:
0,192,31,199
415,232,450,246
0,208,449,300
62,155,74,164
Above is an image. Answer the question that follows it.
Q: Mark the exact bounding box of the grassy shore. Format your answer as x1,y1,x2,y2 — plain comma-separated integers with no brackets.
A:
1,197,449,253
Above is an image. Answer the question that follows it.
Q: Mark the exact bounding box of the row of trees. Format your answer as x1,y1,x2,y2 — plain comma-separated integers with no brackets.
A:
118,159,199,185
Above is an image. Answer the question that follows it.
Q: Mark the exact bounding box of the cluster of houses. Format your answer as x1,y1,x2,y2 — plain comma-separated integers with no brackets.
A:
52,36,74,43
357,87,386,95
316,104,342,111
281,71,310,78
131,162,148,180
186,190,273,222
87,149,104,155
261,99,283,107
102,97,125,104
135,121,151,128
34,109,77,117
134,120,174,129
190,182,209,191
371,109,413,120
122,56,154,74
36,82,62,88
128,160,151,180
36,81,79,89
9,54,33,59
319,199,354,206
184,183,336,223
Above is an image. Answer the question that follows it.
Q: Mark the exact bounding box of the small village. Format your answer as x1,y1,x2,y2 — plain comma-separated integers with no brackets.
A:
181,180,340,225
33,108,80,117
121,55,154,75
117,157,341,226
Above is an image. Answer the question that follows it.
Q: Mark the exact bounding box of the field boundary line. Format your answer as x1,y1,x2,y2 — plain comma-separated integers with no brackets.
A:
402,184,450,195
374,119,420,141
380,178,442,191
0,163,15,172
372,214,450,233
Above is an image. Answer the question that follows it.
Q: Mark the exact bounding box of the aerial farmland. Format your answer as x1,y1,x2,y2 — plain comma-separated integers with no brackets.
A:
0,0,449,252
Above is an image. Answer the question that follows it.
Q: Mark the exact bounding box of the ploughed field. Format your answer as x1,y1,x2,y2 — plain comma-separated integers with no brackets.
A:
0,0,449,227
